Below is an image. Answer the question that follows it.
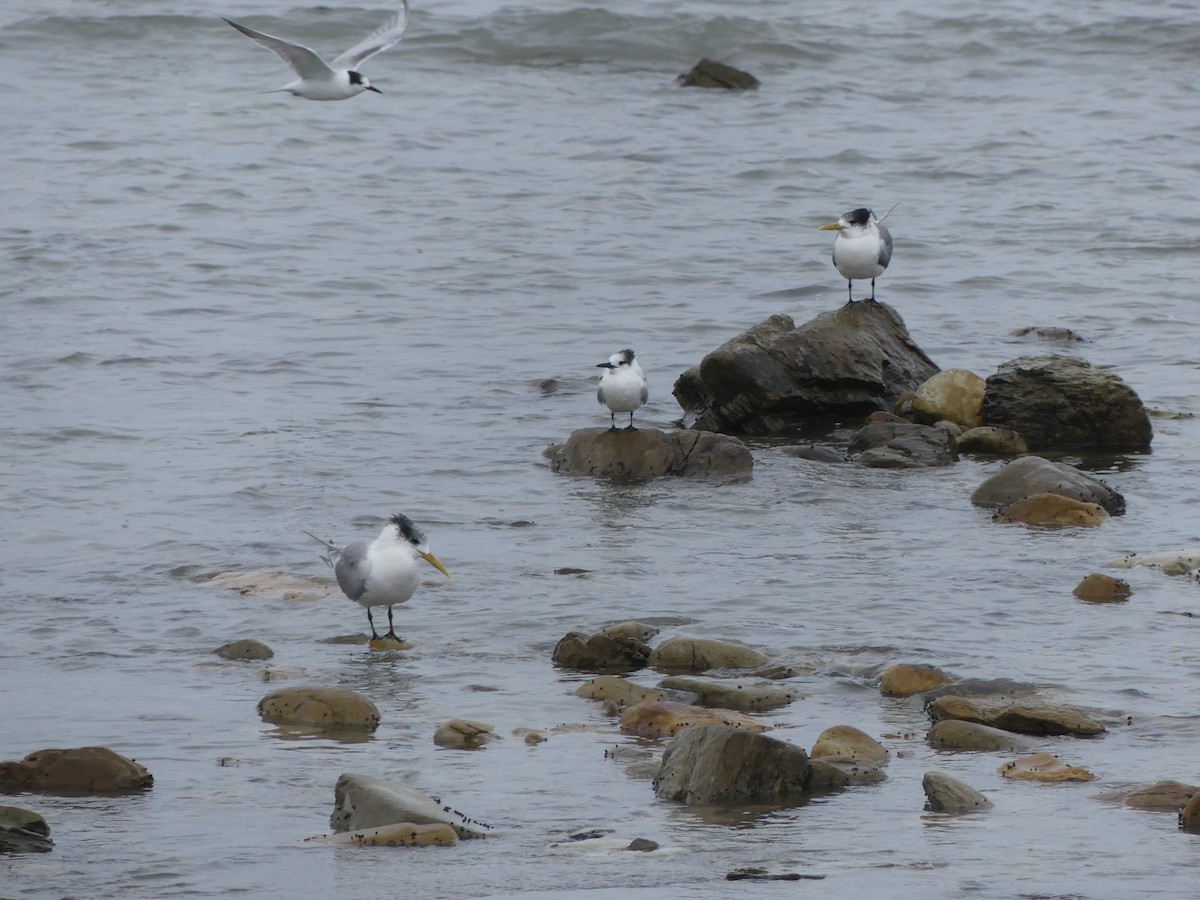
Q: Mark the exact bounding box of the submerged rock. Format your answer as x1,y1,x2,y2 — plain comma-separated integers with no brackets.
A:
1073,573,1132,602
956,425,1029,455
433,720,498,750
653,724,809,804
215,639,274,661
993,493,1109,527
1122,780,1199,812
552,629,651,673
677,58,760,90
926,720,1034,752
1180,793,1200,833
927,695,1105,736
304,822,457,847
922,771,993,813
1107,548,1200,577
331,773,493,837
647,636,769,672
810,726,889,765
807,755,888,789
847,421,956,468
0,747,152,794
657,675,798,712
998,751,1095,782
257,686,380,731
0,806,52,853
548,428,752,479
619,700,767,739
672,304,939,435
970,455,1125,515
981,355,1152,450
574,674,673,707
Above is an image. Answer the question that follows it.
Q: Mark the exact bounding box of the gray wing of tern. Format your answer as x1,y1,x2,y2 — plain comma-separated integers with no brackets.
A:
331,2,411,70
223,18,335,80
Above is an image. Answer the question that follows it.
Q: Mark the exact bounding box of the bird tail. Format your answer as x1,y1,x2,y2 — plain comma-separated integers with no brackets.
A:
302,530,341,569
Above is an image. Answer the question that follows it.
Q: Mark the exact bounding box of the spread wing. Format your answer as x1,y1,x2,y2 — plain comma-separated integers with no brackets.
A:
333,540,372,601
223,18,334,80
331,1,410,70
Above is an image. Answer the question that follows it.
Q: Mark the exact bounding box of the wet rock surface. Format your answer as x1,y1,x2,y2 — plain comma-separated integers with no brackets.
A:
677,58,760,89
653,724,810,804
982,355,1152,450
0,747,153,794
923,771,993,812
847,421,956,468
673,304,939,435
257,686,380,732
330,773,493,838
548,428,752,479
970,455,1126,515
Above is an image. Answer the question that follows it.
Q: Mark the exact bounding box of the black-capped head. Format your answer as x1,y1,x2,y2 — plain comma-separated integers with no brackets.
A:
844,208,874,226
390,513,427,548
616,349,635,366
348,70,382,93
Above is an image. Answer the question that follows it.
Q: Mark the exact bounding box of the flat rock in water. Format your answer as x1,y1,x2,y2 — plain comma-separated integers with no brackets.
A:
657,675,798,712
926,695,1105,736
304,822,458,847
807,755,888,789
200,570,337,602
433,719,498,750
215,639,274,660
994,492,1109,527
548,428,752,479
0,747,153,794
331,773,493,838
1107,548,1200,576
551,629,651,673
619,700,767,739
1122,780,1200,811
677,58,760,89
926,719,1035,752
647,636,769,672
574,674,673,707
847,421,957,468
981,355,1152,450
653,724,809,804
672,304,939,435
970,455,1125,515
923,771,993,813
998,751,1095,782
257,686,380,732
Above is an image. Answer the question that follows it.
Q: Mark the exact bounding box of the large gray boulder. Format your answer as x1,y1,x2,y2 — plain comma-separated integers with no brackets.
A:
970,456,1125,516
982,355,1152,450
548,428,751,479
653,725,810,804
673,304,939,435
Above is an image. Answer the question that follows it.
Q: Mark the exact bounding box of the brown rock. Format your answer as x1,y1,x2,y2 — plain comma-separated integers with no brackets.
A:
926,720,1034,752
653,725,808,804
257,686,380,731
574,674,671,707
1073,573,1132,603
0,747,152,794
926,695,1105,736
970,455,1125,515
998,751,1095,782
810,726,888,765
215,639,274,660
922,771,993,813
548,428,752,480
807,755,888,789
647,636,769,672
305,822,458,847
994,492,1109,527
847,421,957,468
956,425,1028,455
618,700,767,739
551,630,651,673
911,368,986,428
677,58,760,90
433,720,498,750
1124,780,1199,812
880,663,954,697
657,675,798,712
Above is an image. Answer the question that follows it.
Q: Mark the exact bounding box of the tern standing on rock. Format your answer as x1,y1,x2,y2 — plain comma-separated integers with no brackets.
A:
223,2,410,101
819,207,893,303
304,513,451,642
596,349,648,431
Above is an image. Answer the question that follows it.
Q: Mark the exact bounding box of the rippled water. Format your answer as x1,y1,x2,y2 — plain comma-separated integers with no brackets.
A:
3,0,1200,897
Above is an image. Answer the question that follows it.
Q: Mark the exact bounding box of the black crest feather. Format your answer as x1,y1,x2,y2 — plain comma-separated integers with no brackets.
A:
390,513,425,545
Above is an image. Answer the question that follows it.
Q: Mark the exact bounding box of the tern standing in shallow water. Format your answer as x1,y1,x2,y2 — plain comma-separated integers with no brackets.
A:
596,348,649,430
819,207,893,303
304,514,450,642
223,2,410,101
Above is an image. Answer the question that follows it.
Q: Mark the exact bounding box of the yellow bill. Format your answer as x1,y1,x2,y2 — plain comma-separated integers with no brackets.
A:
420,551,452,579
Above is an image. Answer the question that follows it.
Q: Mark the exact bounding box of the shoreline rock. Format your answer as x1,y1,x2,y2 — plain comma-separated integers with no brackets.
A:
548,428,752,479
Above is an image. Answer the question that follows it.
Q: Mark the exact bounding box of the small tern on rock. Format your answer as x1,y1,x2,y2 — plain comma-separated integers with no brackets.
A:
596,348,648,431
223,2,410,101
818,207,893,303
304,513,450,642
